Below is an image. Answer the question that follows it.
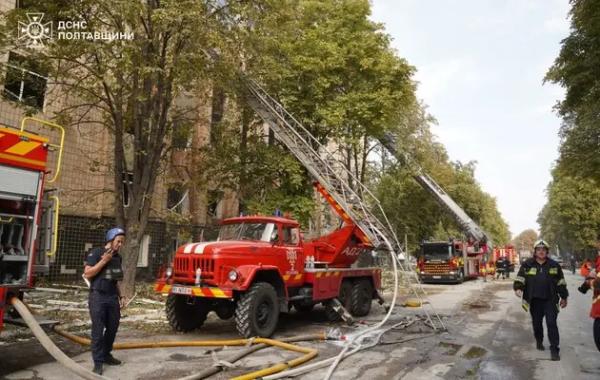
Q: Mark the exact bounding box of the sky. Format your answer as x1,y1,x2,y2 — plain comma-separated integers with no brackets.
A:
370,0,571,237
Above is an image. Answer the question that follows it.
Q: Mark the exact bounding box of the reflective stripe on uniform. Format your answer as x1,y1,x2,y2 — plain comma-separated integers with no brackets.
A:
549,268,558,275
526,268,537,275
515,276,526,283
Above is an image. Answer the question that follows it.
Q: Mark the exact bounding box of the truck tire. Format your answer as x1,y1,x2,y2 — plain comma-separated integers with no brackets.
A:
214,300,236,320
235,282,279,338
324,280,352,321
350,279,373,317
166,294,209,332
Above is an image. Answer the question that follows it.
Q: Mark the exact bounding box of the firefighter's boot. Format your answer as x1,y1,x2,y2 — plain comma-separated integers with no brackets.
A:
105,355,122,365
93,363,103,375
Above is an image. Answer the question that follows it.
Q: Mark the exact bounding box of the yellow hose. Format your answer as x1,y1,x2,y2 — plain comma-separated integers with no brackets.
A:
404,299,422,307
53,326,324,380
230,338,318,380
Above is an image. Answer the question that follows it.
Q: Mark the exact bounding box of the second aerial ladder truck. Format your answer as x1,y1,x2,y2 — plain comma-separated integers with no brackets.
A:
379,134,491,283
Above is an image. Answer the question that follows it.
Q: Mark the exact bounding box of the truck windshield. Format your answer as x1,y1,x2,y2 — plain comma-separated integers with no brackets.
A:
218,223,275,242
422,244,452,260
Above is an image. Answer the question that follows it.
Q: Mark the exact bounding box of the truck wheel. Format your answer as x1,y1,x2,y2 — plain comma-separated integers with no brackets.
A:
214,300,236,320
235,282,279,338
324,280,352,321
350,279,373,317
166,294,209,332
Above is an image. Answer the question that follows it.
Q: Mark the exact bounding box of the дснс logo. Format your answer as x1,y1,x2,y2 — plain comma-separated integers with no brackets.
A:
18,13,52,47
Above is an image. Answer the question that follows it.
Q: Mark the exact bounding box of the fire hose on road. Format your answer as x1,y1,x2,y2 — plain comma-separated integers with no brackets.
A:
9,296,326,380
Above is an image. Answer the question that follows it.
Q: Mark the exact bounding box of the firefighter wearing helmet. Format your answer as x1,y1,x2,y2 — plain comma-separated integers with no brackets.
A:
513,239,568,361
83,227,126,375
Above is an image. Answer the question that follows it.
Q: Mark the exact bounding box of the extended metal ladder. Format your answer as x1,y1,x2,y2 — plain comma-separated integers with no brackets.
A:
244,79,445,330
246,79,393,249
379,132,490,244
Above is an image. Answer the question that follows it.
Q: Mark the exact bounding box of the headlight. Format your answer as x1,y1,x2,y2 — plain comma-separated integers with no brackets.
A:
165,267,173,279
228,270,239,282
449,271,456,275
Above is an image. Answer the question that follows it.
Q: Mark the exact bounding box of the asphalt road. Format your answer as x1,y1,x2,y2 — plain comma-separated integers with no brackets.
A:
1,270,599,379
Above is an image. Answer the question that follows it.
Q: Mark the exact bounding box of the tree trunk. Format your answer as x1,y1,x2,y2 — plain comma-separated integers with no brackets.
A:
120,221,142,298
360,135,368,185
239,107,250,201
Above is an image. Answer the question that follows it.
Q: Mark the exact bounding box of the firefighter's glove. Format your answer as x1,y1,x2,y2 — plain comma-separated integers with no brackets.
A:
578,282,590,294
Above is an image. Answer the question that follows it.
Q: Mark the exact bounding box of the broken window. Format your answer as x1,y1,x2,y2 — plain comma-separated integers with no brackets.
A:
122,172,133,207
3,51,48,109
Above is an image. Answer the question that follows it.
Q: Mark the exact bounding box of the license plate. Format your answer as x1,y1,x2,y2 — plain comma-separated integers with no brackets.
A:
433,276,441,279
171,286,192,295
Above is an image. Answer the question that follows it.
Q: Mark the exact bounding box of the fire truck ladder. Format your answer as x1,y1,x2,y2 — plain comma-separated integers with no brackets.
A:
379,132,490,245
244,79,445,330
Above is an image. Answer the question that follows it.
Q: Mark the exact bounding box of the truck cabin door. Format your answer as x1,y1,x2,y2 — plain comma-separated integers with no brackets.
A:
277,225,303,281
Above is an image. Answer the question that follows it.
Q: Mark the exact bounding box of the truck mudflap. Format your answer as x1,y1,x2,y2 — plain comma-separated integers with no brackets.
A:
155,283,233,299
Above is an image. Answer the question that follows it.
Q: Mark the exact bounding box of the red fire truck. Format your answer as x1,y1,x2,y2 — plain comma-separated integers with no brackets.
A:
0,118,63,332
492,245,516,274
156,183,383,338
417,239,487,283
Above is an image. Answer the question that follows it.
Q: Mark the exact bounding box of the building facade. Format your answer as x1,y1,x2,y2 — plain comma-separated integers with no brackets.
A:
0,0,242,281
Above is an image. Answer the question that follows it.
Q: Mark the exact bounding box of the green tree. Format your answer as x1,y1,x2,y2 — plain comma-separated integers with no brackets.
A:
239,0,417,183
375,108,510,253
512,229,538,252
538,175,600,255
545,0,600,181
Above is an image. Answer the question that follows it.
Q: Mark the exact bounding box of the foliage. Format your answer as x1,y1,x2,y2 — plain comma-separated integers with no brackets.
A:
237,0,417,181
545,0,600,181
541,0,600,256
511,229,538,251
538,175,600,255
193,115,316,227
375,114,511,254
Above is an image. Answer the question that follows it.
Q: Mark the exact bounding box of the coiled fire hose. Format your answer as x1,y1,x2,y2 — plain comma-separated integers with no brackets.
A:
9,296,326,380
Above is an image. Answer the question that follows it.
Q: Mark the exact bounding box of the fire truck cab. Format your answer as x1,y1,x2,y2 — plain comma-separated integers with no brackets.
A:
417,240,465,284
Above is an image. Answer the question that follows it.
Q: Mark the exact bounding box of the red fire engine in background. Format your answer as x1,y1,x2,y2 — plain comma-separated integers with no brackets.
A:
492,245,516,273
417,239,488,284
0,118,63,332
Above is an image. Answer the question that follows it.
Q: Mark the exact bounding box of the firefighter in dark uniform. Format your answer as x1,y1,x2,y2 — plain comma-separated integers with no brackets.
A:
84,227,126,375
513,239,568,361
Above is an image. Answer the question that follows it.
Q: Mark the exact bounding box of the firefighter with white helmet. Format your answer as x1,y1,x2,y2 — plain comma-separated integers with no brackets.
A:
513,239,568,361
